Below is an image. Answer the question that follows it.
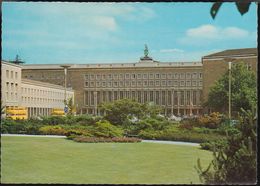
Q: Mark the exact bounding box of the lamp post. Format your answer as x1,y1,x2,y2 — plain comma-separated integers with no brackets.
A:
60,65,71,114
228,62,232,121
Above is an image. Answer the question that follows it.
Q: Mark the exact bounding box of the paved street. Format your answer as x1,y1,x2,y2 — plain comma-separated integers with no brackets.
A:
1,134,200,146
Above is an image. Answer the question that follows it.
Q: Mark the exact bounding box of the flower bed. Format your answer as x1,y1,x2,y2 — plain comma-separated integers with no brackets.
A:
73,136,142,143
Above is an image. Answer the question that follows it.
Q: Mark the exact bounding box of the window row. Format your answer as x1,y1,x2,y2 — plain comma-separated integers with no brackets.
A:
21,87,66,98
21,96,64,104
84,90,202,106
6,70,18,79
5,92,18,101
85,80,202,87
85,72,203,80
6,82,18,92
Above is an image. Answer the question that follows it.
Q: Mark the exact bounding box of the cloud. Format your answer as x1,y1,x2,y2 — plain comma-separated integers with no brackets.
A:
179,24,252,46
159,48,184,53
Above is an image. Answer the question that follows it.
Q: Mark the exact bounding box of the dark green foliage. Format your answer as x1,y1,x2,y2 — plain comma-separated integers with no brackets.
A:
100,99,163,126
138,127,225,143
196,109,256,184
1,118,44,134
211,2,252,19
41,116,66,125
207,63,256,115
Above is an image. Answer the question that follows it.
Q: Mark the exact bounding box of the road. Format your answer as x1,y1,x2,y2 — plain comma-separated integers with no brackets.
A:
1,134,200,146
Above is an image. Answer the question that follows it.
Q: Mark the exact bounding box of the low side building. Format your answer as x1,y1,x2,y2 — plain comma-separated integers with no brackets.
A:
1,61,74,118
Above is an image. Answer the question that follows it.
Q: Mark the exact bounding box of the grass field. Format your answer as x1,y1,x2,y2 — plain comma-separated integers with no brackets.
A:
1,136,212,184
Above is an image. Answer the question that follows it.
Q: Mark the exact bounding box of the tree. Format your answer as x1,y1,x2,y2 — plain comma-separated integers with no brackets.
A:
206,63,256,116
210,2,255,19
100,99,144,126
100,99,163,126
196,108,257,184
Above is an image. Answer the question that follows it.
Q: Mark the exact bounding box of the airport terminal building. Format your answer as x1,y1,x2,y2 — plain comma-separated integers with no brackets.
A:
3,47,257,117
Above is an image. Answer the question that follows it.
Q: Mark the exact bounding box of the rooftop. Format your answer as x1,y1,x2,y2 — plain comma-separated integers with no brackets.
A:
203,48,257,59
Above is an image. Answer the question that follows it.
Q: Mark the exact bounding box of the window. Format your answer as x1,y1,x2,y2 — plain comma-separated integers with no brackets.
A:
162,81,166,86
149,73,154,79
192,81,197,86
102,82,106,87
180,81,184,86
125,81,130,86
186,73,191,79
6,82,9,91
161,74,166,79
131,81,136,87
97,82,101,87
125,74,130,79
192,73,197,79
155,73,160,79
131,74,136,79
113,74,118,79
149,81,154,86
144,81,148,86
143,74,148,79
167,73,172,79
156,81,160,86
6,70,9,78
167,80,172,86
113,82,118,87
119,81,124,87
97,74,101,80
174,81,178,86
85,82,89,87
199,81,202,86
180,73,185,79
186,81,191,86
108,74,112,79
102,74,106,79
119,74,124,79
90,74,95,80
90,82,95,87
11,71,14,79
137,74,142,79
174,73,179,79
138,81,142,86
15,72,18,79
199,73,202,79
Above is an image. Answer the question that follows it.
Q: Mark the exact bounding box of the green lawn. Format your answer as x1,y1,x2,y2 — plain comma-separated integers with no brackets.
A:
1,136,212,184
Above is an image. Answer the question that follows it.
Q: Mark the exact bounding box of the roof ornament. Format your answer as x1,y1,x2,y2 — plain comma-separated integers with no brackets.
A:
144,44,149,57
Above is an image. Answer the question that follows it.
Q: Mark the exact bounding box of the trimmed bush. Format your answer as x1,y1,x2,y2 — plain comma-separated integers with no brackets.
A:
39,125,67,135
93,120,123,138
73,136,141,143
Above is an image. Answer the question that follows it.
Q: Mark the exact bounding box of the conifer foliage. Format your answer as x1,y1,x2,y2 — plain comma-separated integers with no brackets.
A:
196,108,257,184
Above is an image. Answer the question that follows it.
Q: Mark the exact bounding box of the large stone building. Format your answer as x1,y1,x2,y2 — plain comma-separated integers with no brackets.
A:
1,61,74,118
18,47,258,116
202,48,257,104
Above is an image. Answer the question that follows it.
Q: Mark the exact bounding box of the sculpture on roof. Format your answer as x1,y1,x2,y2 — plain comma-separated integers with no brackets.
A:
144,44,149,57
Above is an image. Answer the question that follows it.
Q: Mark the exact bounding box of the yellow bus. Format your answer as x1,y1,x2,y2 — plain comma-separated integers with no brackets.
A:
6,106,28,120
51,108,65,116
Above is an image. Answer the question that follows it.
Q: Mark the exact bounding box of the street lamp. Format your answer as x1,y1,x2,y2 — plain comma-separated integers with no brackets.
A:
60,65,71,114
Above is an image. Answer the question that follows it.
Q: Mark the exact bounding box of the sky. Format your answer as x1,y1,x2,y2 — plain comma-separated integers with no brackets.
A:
2,2,257,64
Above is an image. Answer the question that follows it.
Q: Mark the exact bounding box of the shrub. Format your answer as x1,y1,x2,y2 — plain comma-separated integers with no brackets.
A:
73,136,141,143
41,116,66,125
93,120,123,138
197,112,225,129
39,125,67,135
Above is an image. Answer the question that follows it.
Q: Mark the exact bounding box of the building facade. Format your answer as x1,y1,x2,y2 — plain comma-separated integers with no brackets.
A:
21,56,203,116
6,47,256,117
1,61,74,118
